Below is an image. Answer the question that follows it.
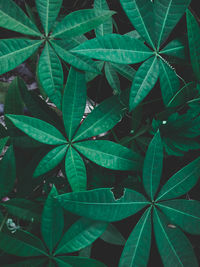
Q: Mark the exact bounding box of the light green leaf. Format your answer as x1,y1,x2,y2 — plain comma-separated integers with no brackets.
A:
73,96,125,141
6,115,67,145
120,0,155,48
119,207,152,267
0,229,47,257
74,140,142,171
156,156,200,201
111,63,136,81
0,39,42,75
159,59,180,106
72,34,153,64
56,188,149,222
34,145,68,177
186,9,200,81
0,145,15,199
42,185,64,253
56,256,106,267
105,62,120,94
94,0,113,36
62,67,86,140
52,9,115,38
154,0,191,48
36,0,62,35
55,217,107,255
0,0,41,36
50,40,100,73
100,223,125,245
38,43,63,109
65,146,87,192
129,56,159,111
153,208,198,267
157,200,200,235
160,39,186,59
143,131,163,201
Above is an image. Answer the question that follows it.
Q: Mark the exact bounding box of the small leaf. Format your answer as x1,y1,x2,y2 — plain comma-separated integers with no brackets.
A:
56,188,149,222
100,223,125,245
0,136,9,154
41,185,64,253
6,115,67,145
74,140,142,171
34,145,68,177
72,34,153,64
160,39,186,59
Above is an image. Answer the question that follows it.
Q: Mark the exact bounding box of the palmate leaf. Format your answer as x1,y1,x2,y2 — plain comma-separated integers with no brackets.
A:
0,0,41,36
33,145,68,177
54,217,107,255
159,59,180,106
56,188,149,222
153,208,198,267
36,0,62,35
119,207,152,267
72,34,153,64
65,147,87,192
73,96,125,141
156,156,200,201
154,0,191,48
38,43,63,109
42,186,64,254
0,145,16,199
157,200,200,235
62,67,86,141
6,115,67,145
129,56,159,111
186,9,200,81
120,0,155,49
52,9,115,38
74,140,142,171
143,131,163,201
0,39,42,75
56,256,106,267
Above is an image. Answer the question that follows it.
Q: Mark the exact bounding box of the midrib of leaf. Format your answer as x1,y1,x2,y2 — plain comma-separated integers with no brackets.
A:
0,10,40,36
59,200,149,206
160,59,174,101
45,0,49,34
0,41,42,60
156,165,199,201
160,45,184,54
130,208,151,266
46,44,57,98
157,0,173,48
69,147,79,178
73,48,152,55
155,210,184,267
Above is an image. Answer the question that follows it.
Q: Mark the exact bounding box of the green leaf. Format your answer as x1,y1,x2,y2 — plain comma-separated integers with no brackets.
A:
129,56,159,111
100,223,125,245
56,256,106,267
159,59,180,106
55,217,107,255
0,136,9,154
1,198,41,223
74,140,142,171
6,115,67,145
119,207,152,267
0,39,42,75
94,0,113,36
1,258,47,267
34,145,68,177
143,131,163,201
38,43,63,109
65,146,87,192
120,0,155,48
111,63,136,81
153,208,198,267
42,185,64,253
52,9,115,38
73,96,125,141
50,40,100,73
72,34,153,64
62,67,86,140
0,0,41,36
154,0,191,48
186,9,200,81
105,62,120,94
156,156,200,201
36,0,62,35
0,145,15,199
157,200,200,235
160,39,186,59
0,229,47,257
56,188,149,222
